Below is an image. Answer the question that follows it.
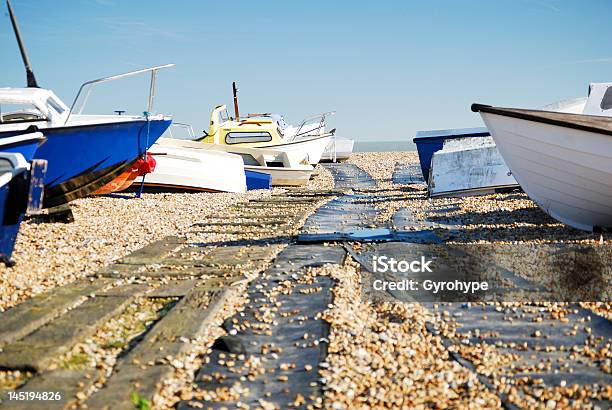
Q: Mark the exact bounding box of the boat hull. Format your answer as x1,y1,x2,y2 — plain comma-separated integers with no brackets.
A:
0,119,171,207
93,154,157,195
1,133,46,162
413,128,490,184
255,135,332,165
245,170,272,190
244,165,313,186
429,137,518,198
477,108,612,231
320,137,354,162
157,138,314,186
0,152,46,264
134,143,246,193
0,175,22,264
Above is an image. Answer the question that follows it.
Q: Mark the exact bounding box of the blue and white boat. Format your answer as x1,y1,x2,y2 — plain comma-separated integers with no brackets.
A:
413,127,490,183
1,0,173,207
0,86,172,207
0,131,47,265
428,136,519,198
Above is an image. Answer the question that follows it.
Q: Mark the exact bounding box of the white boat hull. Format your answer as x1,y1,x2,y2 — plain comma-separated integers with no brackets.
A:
478,110,612,231
429,137,518,198
320,137,354,162
260,135,332,165
134,144,246,193
244,165,312,186
156,138,314,187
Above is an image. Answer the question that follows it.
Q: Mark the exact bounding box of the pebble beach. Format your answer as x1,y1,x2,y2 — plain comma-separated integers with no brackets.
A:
0,152,610,409
0,167,333,312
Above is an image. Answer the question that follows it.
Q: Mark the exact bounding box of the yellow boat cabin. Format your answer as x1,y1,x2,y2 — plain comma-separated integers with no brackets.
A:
197,105,335,165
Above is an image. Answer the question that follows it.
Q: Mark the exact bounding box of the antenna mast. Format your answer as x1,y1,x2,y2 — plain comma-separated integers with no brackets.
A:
7,0,39,88
232,81,240,121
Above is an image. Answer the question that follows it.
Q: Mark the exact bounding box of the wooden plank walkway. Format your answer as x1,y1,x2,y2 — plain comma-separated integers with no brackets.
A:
0,191,330,409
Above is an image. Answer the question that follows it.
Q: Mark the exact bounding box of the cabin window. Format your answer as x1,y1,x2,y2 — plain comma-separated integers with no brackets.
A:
601,87,612,110
225,132,272,144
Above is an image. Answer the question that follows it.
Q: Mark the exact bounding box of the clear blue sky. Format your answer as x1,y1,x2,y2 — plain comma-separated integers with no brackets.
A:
2,0,612,141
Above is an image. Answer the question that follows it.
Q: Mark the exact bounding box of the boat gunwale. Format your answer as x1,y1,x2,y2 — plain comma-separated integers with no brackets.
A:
0,117,172,136
0,134,46,150
412,128,490,142
472,103,612,138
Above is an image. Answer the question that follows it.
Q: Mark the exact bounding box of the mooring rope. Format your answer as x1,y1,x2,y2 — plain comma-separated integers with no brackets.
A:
136,111,152,198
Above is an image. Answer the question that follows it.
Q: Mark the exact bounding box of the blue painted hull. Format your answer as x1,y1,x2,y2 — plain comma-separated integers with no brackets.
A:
0,170,29,264
245,170,272,190
413,128,490,184
0,119,171,207
3,138,42,163
0,158,46,265
0,178,19,264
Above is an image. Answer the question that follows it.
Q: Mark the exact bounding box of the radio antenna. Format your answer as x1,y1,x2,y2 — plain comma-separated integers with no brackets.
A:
7,0,39,88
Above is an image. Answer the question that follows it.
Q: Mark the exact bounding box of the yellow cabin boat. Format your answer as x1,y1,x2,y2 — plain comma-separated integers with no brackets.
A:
197,104,334,165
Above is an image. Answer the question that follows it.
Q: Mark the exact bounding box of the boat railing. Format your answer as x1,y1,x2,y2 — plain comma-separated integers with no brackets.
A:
65,64,175,125
168,122,196,140
288,111,335,141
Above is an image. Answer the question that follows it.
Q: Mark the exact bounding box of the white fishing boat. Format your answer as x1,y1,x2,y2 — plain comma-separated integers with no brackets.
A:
428,136,518,198
472,103,612,232
159,137,314,187
320,136,355,162
133,141,246,193
278,112,352,162
1,0,173,206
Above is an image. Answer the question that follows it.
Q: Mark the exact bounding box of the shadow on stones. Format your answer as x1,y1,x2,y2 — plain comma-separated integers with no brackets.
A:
189,235,296,249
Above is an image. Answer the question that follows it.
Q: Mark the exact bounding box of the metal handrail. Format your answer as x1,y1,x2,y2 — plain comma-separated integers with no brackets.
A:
300,111,336,123
289,111,335,141
65,63,175,124
168,122,196,139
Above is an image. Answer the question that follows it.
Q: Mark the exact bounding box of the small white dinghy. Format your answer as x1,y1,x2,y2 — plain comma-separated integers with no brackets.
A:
428,136,518,198
472,103,612,232
134,140,246,193
159,138,314,187
320,137,355,162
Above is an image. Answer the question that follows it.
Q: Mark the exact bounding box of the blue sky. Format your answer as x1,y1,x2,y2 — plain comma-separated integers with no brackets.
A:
2,0,612,141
